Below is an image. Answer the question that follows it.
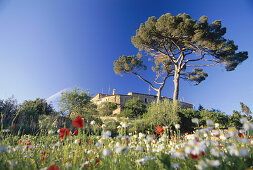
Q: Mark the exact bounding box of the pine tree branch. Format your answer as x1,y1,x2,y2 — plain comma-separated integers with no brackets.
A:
132,72,158,91
186,62,219,67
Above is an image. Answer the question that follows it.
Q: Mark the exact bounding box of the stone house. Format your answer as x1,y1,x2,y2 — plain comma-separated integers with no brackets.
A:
91,89,193,115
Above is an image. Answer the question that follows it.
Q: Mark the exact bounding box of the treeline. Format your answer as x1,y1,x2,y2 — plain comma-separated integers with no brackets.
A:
0,89,101,135
0,88,252,135
0,97,57,134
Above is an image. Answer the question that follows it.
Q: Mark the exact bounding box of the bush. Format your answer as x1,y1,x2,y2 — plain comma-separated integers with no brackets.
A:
179,107,240,131
70,103,98,119
97,102,117,116
198,109,229,127
178,108,199,133
38,114,59,130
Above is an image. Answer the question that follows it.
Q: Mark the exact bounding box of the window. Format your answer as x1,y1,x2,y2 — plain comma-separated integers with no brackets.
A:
145,98,148,103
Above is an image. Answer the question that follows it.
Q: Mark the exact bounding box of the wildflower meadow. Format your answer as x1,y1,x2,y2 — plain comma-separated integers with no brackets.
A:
1,115,253,170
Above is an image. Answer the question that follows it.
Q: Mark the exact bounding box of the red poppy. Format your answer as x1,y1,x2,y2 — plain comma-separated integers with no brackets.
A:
155,126,164,135
95,157,100,165
40,156,46,164
72,130,78,136
87,140,91,145
184,132,189,135
72,116,84,128
190,154,199,159
26,142,31,146
59,128,70,139
47,164,60,170
238,133,245,138
42,151,48,155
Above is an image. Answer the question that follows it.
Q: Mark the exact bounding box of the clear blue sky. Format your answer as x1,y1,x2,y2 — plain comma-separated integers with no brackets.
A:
0,0,252,114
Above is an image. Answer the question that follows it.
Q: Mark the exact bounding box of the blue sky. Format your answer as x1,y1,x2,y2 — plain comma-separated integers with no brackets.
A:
0,0,252,114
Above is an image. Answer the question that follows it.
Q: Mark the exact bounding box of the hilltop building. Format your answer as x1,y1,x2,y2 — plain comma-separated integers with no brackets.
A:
91,89,193,115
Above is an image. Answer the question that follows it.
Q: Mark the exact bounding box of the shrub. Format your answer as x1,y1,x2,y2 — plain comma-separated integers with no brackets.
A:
178,108,199,133
98,102,117,116
70,103,98,119
179,107,240,130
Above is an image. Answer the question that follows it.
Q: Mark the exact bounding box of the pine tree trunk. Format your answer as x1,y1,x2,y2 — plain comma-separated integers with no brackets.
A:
156,89,161,103
156,81,166,103
173,71,180,101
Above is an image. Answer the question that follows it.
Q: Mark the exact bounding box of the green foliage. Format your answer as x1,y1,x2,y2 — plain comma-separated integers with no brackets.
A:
177,108,200,132
38,114,59,129
113,54,147,75
17,98,55,128
50,115,72,128
198,109,229,127
178,106,245,131
20,98,54,115
59,88,94,117
228,110,242,127
102,119,120,136
143,99,180,128
119,97,146,118
132,13,248,71
158,153,171,169
98,102,117,116
131,13,248,100
185,68,208,85
240,102,252,118
0,97,18,128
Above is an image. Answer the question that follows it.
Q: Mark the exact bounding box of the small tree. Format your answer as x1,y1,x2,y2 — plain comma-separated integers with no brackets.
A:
143,99,180,128
240,102,252,118
132,13,248,101
59,88,92,116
